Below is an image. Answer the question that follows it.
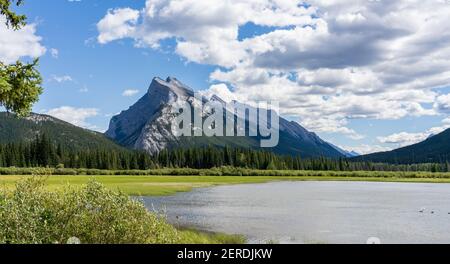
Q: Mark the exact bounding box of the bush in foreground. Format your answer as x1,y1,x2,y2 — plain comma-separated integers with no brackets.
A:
0,177,180,244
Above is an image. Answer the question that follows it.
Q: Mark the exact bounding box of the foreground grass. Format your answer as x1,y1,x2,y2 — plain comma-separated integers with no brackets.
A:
179,229,245,244
0,177,245,244
1,174,450,196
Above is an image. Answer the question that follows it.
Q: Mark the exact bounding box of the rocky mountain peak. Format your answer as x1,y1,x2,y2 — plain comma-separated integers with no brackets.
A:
150,76,194,98
105,76,345,158
210,95,227,105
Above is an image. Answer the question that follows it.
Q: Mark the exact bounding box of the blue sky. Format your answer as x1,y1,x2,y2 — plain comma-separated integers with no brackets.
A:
19,0,216,130
2,0,450,154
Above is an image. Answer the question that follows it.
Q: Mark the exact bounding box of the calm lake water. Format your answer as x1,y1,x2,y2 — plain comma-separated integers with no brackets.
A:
141,181,450,244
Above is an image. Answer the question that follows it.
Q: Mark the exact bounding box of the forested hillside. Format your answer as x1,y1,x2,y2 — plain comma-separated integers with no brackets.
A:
353,128,450,164
0,112,123,151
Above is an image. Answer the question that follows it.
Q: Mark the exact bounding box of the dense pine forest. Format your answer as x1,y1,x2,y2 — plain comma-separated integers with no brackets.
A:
0,134,150,170
1,134,450,172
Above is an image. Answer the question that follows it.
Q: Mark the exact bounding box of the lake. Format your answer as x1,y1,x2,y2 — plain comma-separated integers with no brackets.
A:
141,181,450,244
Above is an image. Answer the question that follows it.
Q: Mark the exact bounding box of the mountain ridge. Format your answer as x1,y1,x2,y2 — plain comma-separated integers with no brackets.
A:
352,128,450,164
105,76,345,158
0,112,125,151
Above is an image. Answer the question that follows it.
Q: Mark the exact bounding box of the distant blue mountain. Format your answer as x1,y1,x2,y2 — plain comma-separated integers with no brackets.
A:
329,144,360,158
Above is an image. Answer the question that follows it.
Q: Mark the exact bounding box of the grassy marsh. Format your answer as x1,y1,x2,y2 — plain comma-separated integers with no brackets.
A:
1,173,450,196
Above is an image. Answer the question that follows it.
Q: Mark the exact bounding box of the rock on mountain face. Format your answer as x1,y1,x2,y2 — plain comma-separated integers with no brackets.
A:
106,77,193,154
105,77,345,158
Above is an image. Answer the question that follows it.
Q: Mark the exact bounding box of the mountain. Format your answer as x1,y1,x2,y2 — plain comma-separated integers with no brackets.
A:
348,151,361,157
329,144,360,158
352,128,450,164
105,77,345,158
0,112,125,151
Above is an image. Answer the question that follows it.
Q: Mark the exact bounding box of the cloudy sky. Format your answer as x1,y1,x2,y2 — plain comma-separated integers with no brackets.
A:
2,0,450,154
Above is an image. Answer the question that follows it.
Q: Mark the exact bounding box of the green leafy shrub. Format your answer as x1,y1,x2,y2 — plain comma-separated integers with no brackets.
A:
0,177,180,244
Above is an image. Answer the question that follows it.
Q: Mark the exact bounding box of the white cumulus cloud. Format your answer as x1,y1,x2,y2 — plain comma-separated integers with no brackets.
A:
50,48,59,58
44,106,99,128
122,89,140,97
96,0,450,139
97,8,139,44
50,75,73,83
0,17,46,63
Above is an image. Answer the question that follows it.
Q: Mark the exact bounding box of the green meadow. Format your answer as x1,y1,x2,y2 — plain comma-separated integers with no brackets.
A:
1,172,450,196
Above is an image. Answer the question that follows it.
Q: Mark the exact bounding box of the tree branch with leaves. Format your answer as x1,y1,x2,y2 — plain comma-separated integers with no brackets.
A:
0,0,43,117
0,0,26,29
